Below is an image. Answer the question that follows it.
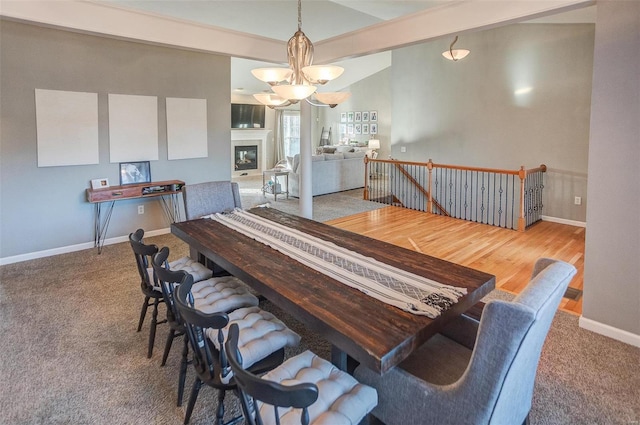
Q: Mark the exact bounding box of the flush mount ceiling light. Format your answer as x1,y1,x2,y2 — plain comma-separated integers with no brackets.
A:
442,36,470,61
252,0,349,109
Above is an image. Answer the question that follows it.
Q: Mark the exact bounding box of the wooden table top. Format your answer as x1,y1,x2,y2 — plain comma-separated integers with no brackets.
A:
171,207,495,374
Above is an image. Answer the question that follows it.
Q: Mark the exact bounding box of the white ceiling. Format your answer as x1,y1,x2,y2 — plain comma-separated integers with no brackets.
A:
97,0,448,96
4,1,596,97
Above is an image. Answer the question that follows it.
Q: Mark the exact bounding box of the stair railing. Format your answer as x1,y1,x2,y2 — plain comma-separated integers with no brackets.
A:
364,157,546,231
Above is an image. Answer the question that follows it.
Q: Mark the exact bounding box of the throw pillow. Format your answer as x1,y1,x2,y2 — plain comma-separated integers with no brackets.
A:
322,147,337,154
292,155,300,173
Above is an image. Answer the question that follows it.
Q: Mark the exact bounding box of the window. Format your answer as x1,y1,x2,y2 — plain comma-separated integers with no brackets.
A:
282,110,300,157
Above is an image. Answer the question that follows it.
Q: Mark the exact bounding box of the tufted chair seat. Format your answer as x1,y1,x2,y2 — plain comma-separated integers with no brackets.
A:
145,257,213,294
191,277,259,314
225,323,378,425
206,306,301,370
167,256,214,283
130,229,212,358
175,278,300,425
153,247,264,407
260,350,378,425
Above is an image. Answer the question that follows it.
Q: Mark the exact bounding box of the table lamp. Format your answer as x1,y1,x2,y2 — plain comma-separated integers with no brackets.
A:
368,139,380,158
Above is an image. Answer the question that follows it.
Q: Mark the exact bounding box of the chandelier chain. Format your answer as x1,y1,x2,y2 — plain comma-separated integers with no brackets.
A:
298,0,302,31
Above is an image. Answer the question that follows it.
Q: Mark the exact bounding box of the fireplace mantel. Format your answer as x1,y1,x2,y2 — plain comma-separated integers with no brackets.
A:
231,129,272,177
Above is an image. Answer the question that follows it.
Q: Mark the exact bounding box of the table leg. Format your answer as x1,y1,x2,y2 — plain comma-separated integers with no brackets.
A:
94,201,115,254
331,345,359,374
331,345,347,371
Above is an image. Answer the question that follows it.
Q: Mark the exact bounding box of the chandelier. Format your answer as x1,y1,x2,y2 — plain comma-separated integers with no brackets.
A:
251,0,351,108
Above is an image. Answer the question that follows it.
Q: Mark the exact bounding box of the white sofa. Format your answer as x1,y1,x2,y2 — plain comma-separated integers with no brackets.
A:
289,150,366,197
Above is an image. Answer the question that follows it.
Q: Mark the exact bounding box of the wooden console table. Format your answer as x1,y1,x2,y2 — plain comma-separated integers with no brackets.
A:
86,180,185,253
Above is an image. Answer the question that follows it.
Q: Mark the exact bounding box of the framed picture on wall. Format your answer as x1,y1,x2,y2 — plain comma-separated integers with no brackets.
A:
347,112,354,122
347,123,354,134
362,111,369,122
363,123,369,135
340,123,347,135
341,112,347,122
355,123,362,134
355,111,362,122
370,123,378,134
370,110,378,121
119,161,151,185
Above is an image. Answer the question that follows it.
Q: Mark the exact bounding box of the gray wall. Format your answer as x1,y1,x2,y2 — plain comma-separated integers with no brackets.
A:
0,20,231,258
583,1,640,336
389,23,594,222
317,68,392,159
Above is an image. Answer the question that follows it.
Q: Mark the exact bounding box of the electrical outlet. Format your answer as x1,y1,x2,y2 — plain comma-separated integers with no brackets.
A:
138,205,144,214
574,196,582,205
401,146,407,153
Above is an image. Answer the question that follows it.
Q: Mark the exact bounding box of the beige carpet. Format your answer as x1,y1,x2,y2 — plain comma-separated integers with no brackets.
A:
0,188,638,424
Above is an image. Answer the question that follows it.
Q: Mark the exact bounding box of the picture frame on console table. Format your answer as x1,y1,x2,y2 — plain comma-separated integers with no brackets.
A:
90,178,110,190
119,161,151,185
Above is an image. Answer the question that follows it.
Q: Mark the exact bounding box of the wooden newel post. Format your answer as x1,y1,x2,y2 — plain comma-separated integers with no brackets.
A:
518,166,526,232
364,156,370,201
427,159,434,214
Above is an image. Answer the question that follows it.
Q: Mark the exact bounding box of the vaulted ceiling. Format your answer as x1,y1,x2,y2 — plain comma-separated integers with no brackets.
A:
1,0,595,96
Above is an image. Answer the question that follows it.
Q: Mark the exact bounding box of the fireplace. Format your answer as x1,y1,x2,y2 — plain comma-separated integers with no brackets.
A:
234,145,258,171
231,129,271,177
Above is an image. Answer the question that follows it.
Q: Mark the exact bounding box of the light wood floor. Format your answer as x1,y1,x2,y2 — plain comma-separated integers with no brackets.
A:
325,206,585,315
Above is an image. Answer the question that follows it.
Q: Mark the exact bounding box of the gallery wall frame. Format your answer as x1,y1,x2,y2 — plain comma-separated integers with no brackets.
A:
108,94,158,163
35,89,99,167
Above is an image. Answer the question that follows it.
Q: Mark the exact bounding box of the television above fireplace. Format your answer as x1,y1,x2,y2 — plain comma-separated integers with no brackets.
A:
231,103,265,129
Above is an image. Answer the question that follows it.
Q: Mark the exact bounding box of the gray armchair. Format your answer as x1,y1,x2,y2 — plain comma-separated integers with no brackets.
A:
182,181,242,220
354,258,577,425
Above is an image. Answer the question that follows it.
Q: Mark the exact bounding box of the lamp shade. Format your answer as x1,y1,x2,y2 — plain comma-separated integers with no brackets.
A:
251,68,293,85
442,49,470,61
302,65,344,84
314,92,351,106
272,84,317,100
253,93,288,107
368,139,380,150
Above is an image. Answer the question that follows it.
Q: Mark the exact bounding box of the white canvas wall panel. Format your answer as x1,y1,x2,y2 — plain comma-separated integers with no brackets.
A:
35,89,99,167
108,94,158,162
166,97,208,160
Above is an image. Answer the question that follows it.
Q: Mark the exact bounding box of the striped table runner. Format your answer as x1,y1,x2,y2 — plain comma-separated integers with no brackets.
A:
206,208,466,318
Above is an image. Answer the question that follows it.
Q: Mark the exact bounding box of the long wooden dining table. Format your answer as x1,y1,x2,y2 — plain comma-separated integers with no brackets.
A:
171,207,495,375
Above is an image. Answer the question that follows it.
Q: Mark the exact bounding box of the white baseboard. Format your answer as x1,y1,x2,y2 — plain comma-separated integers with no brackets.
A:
541,215,586,227
579,316,640,348
0,227,171,266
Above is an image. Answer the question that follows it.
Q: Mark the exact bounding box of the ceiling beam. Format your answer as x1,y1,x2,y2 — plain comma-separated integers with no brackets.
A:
313,0,595,63
0,0,287,63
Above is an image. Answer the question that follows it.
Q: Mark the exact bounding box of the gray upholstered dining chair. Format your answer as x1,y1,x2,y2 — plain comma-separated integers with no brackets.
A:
182,181,244,277
354,258,577,425
182,181,242,220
